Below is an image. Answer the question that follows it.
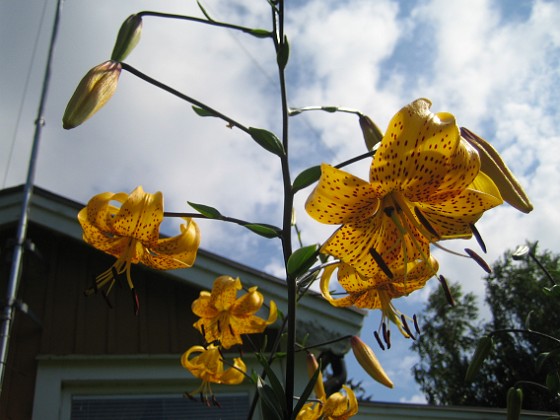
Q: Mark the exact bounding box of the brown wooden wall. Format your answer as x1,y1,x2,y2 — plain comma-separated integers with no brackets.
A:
0,222,204,419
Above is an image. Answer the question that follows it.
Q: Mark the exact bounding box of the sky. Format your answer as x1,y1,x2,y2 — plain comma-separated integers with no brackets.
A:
2,0,560,406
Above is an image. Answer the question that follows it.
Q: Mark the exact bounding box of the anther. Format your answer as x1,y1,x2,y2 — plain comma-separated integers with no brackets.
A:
229,324,235,336
101,290,113,309
200,324,206,338
464,248,492,274
470,223,487,253
383,206,395,217
217,320,221,333
184,392,196,401
413,314,421,334
369,247,394,279
400,314,415,340
382,321,388,344
374,330,386,351
386,329,391,349
438,275,455,306
414,207,440,240
131,288,139,315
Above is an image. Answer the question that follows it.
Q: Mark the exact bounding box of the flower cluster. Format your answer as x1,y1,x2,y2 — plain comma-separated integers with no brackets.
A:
306,98,532,341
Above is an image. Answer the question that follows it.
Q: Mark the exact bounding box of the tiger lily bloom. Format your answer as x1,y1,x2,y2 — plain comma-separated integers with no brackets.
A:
192,276,277,349
78,186,200,310
320,259,436,339
306,98,503,277
181,344,246,406
296,384,358,420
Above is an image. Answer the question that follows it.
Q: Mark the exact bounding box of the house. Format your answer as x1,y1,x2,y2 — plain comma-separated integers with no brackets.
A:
0,185,365,419
0,185,553,419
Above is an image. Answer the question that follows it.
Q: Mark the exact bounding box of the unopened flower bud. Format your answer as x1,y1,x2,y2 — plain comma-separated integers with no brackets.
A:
63,60,122,129
351,335,393,388
506,387,523,420
306,352,326,400
465,335,493,382
359,114,383,151
111,14,143,61
461,127,533,213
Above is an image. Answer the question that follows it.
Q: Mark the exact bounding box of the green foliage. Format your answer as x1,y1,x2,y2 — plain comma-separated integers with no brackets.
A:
411,244,560,411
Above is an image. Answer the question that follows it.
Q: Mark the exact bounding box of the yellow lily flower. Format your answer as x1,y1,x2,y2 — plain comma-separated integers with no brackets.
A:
306,98,503,277
181,344,246,406
192,276,277,349
320,260,436,338
78,186,200,309
298,353,358,419
296,385,358,420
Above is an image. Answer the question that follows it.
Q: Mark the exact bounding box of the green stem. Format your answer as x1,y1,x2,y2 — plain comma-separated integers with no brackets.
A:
490,328,560,345
120,63,250,135
137,11,273,38
295,335,353,353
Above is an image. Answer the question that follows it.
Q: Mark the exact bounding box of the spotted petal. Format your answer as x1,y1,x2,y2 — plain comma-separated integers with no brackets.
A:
306,163,380,225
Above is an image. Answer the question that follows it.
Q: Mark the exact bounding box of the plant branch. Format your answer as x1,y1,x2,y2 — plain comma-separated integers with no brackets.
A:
490,328,560,345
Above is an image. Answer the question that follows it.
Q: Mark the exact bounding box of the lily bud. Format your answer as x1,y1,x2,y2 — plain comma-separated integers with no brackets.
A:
465,335,493,382
461,127,533,213
350,336,393,388
359,114,383,151
111,14,143,61
63,61,122,129
506,387,523,420
306,352,326,400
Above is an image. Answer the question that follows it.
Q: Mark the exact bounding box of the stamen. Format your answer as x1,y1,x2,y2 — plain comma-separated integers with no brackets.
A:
212,395,221,408
438,275,455,306
131,288,139,315
413,314,421,334
184,392,196,401
217,320,221,333
200,324,206,338
382,321,388,344
464,248,492,274
373,331,385,351
101,290,113,309
229,324,235,337
369,247,394,279
470,223,487,253
386,329,391,349
400,315,415,340
413,207,440,240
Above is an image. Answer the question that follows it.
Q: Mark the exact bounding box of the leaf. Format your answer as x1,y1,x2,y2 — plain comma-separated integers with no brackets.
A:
256,377,284,420
287,244,319,277
196,0,214,21
537,349,560,373
321,106,338,112
191,105,217,117
248,127,285,157
543,284,560,297
247,28,272,38
244,223,282,238
187,201,222,219
256,353,288,417
465,336,493,382
546,371,560,394
276,35,290,69
292,166,321,194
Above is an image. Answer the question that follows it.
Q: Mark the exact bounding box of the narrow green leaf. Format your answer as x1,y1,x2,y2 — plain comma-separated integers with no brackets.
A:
277,35,289,69
248,127,285,157
187,201,222,219
247,28,272,38
196,0,214,21
287,244,319,277
256,354,287,417
192,105,217,117
465,336,493,382
256,377,284,420
292,166,321,193
292,360,321,419
537,349,560,372
321,106,338,112
244,223,282,238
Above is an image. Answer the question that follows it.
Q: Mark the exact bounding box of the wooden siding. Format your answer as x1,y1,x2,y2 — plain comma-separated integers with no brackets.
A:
0,223,207,419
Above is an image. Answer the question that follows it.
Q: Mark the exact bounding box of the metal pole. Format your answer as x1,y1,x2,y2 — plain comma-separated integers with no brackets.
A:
0,0,64,398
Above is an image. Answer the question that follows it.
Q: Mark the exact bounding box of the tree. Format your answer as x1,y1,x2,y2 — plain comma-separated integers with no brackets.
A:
411,244,560,411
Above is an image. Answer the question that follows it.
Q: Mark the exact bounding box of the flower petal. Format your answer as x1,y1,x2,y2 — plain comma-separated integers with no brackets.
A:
220,357,246,385
231,287,264,316
210,276,242,312
306,164,380,225
112,186,163,245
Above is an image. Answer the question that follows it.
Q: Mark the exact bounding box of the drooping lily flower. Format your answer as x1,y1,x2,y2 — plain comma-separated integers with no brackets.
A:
192,276,277,349
306,98,504,278
298,353,358,419
181,344,246,406
78,186,200,310
320,260,436,339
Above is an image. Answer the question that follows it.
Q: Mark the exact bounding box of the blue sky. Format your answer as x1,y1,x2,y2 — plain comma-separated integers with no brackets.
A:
2,0,560,405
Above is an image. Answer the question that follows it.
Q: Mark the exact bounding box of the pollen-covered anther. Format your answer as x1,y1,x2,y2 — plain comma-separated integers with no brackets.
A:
400,314,416,340
464,248,492,274
469,223,487,253
369,247,394,279
373,331,386,351
414,207,440,240
438,275,455,306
